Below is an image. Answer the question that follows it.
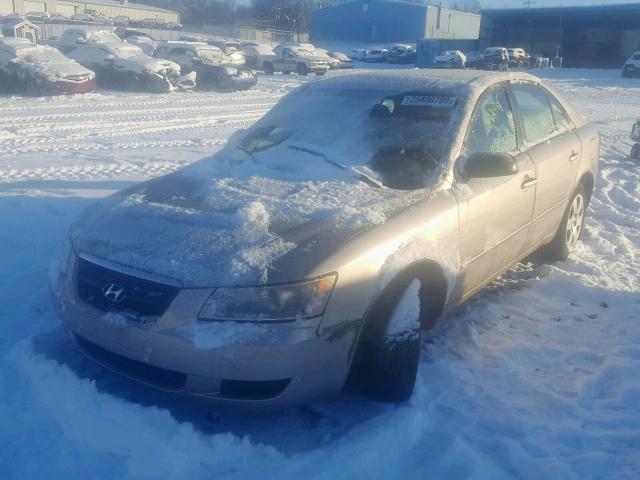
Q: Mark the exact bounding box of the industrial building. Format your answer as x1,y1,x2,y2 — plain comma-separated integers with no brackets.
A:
310,0,480,43
0,0,179,23
480,3,640,68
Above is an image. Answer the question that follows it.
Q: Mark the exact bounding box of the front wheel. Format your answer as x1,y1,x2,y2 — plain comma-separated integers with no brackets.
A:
296,63,308,76
356,278,423,402
263,62,274,75
540,185,587,261
631,143,640,160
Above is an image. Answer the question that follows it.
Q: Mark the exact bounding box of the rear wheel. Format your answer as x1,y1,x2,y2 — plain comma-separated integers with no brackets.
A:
539,184,587,261
631,143,640,160
263,62,274,75
316,70,326,76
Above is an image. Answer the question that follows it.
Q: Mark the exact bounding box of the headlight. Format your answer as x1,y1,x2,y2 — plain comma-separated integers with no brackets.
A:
198,273,337,322
224,66,238,75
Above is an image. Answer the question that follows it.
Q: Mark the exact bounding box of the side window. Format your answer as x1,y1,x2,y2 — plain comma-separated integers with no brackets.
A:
511,84,556,144
463,87,518,157
548,94,574,132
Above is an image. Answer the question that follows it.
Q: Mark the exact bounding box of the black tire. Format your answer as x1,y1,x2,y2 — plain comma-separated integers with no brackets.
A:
631,143,640,160
282,70,291,75
316,70,326,76
263,62,274,75
356,275,425,402
296,63,308,76
539,184,588,262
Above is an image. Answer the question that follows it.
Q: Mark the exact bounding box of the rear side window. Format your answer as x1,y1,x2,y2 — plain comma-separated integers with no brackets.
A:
511,84,556,144
463,86,518,156
548,94,574,132
633,54,640,61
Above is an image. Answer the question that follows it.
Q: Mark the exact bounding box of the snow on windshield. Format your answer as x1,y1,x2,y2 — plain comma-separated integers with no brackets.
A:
234,86,458,190
18,46,67,64
115,45,144,58
197,47,222,63
88,30,121,44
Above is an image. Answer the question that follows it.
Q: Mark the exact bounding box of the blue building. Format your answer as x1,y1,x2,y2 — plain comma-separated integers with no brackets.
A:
310,0,480,44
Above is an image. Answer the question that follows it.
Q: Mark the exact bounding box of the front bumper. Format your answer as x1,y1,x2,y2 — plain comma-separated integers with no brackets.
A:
622,65,640,77
53,254,359,409
37,78,96,95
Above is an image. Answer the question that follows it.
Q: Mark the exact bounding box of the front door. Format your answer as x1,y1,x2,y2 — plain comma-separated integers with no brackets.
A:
455,84,537,298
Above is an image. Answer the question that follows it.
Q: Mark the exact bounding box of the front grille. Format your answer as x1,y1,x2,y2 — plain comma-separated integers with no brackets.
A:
220,378,291,400
76,257,179,320
75,334,187,391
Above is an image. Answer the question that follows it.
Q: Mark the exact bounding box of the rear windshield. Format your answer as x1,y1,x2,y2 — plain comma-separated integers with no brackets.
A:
237,88,458,190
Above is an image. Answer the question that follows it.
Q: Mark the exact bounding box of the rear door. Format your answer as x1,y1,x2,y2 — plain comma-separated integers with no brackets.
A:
509,83,581,246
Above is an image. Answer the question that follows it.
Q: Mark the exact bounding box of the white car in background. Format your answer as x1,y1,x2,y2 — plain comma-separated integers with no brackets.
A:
69,42,188,92
125,35,157,56
432,50,466,69
268,44,329,76
24,11,50,22
70,13,95,24
363,48,388,62
327,51,353,68
622,51,640,78
241,44,278,70
58,28,122,53
314,48,341,69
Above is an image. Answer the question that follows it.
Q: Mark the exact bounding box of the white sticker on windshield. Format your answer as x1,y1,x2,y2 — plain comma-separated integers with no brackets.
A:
400,95,456,107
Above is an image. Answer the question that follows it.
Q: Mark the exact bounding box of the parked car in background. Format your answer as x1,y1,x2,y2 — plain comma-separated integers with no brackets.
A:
140,18,168,29
314,48,341,69
363,48,388,63
432,50,466,69
24,11,50,23
0,37,95,95
269,44,329,75
70,13,95,24
387,43,416,64
115,27,150,40
206,39,245,65
327,51,353,68
69,42,188,92
241,43,278,70
622,51,640,78
480,47,509,70
48,13,70,24
166,21,183,30
93,15,114,26
350,48,366,60
179,35,206,43
125,35,157,56
507,48,529,67
155,41,256,91
53,70,599,409
59,28,122,54
113,15,130,26
465,51,483,68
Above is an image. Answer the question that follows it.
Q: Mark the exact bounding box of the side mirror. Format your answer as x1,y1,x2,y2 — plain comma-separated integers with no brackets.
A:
76,38,87,45
461,152,519,179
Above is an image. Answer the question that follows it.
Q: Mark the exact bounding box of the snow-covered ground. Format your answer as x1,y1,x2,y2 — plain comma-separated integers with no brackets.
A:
1,69,639,479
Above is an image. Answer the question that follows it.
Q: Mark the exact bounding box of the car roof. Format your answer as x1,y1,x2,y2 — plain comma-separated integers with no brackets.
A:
308,69,542,95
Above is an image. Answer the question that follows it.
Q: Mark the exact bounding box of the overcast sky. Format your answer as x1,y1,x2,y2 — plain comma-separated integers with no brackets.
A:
480,0,640,8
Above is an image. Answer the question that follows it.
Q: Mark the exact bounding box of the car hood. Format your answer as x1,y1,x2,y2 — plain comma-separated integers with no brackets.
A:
35,60,94,80
116,56,179,74
70,148,424,287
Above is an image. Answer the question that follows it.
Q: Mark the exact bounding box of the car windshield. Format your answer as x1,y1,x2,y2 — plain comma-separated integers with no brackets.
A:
88,31,121,43
19,47,67,64
197,47,222,63
237,87,458,190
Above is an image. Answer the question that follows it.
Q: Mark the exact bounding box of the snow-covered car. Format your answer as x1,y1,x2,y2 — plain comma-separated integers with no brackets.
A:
350,48,366,60
140,18,168,28
70,13,94,24
69,42,189,92
268,44,329,76
241,44,277,70
507,48,528,67
314,48,341,69
387,43,416,64
480,47,509,70
58,28,122,54
24,11,50,23
48,13,70,24
465,50,483,68
155,41,256,91
93,15,114,26
622,51,640,78
113,15,130,26
125,35,157,56
362,48,388,63
53,70,600,409
327,51,353,68
0,37,95,95
432,50,466,69
166,21,183,30
206,39,245,65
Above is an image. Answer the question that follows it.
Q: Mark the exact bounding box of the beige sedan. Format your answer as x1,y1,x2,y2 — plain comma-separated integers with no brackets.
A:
52,70,599,409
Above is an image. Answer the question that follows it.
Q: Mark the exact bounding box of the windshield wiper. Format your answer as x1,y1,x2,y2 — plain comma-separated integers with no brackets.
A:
288,144,384,189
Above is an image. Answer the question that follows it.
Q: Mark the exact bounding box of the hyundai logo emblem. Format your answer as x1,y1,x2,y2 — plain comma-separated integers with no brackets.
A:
102,283,126,303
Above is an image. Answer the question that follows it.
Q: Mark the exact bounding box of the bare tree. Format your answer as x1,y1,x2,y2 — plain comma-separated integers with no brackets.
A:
252,0,314,32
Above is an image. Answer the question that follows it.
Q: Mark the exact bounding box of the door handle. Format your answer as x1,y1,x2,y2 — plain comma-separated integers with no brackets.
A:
521,176,538,189
569,151,579,162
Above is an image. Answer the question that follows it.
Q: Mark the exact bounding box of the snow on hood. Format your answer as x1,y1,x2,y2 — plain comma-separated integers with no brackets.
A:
8,45,94,80
70,144,423,287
